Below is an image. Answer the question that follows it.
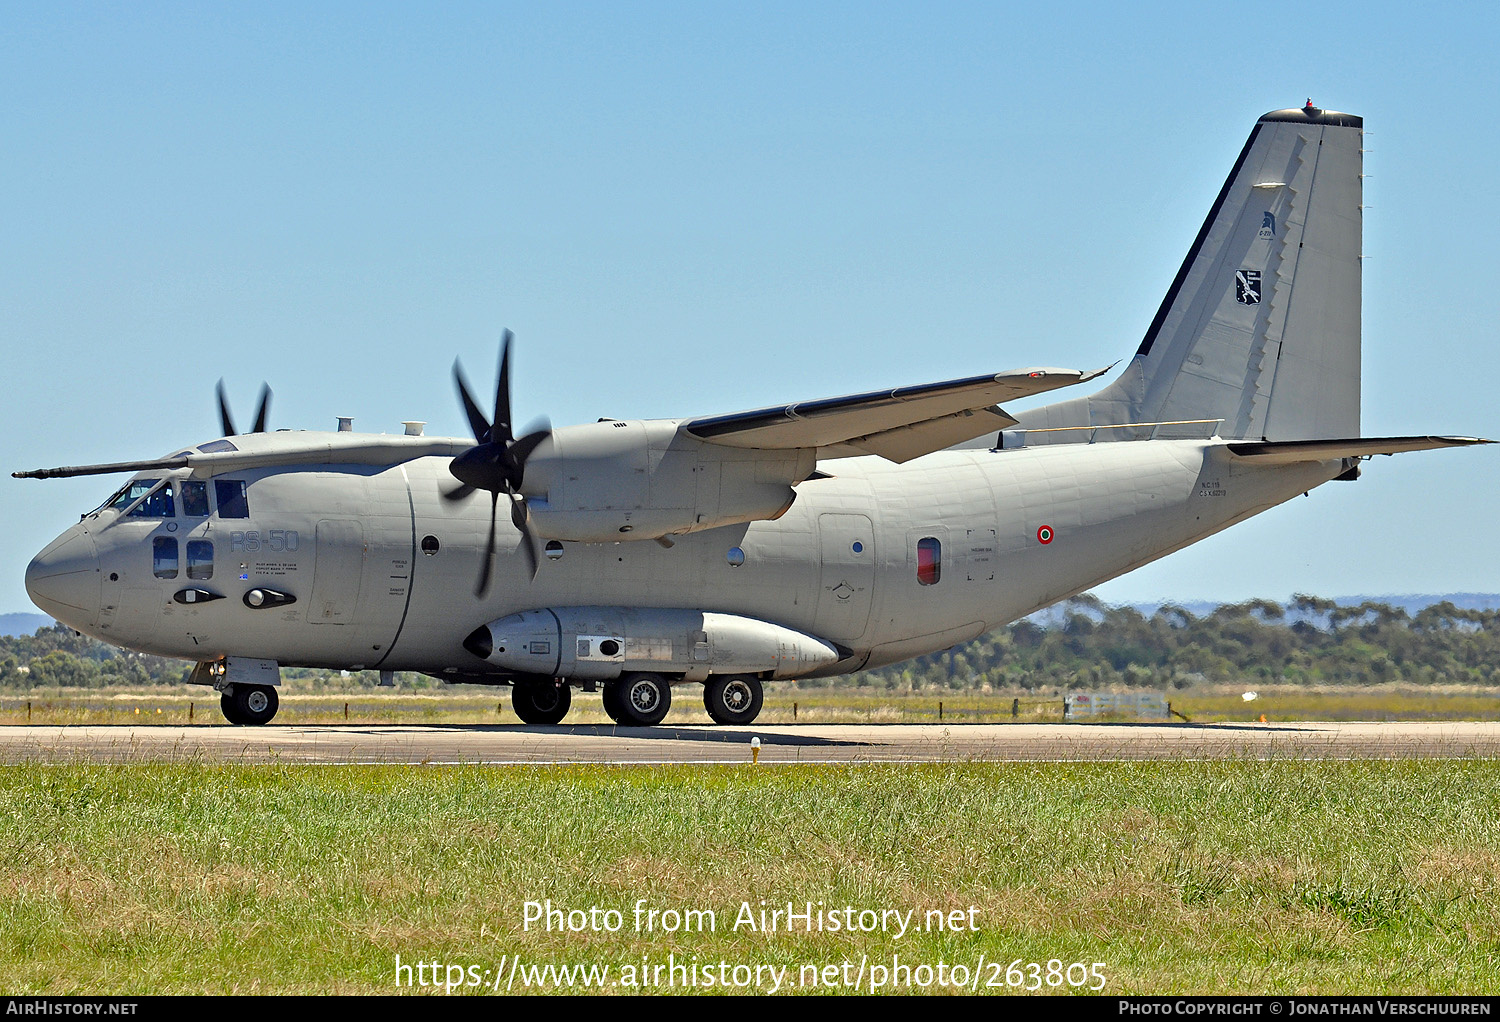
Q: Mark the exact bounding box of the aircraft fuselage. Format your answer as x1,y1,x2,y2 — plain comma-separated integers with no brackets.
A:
31,435,1340,678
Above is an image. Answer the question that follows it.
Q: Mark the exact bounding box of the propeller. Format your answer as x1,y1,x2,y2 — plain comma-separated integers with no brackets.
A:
447,330,551,594
216,381,272,437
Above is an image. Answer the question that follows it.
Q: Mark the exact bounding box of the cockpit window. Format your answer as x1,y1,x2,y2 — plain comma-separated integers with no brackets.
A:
101,479,176,518
106,479,158,512
180,481,210,517
198,440,238,454
91,485,127,515
215,479,250,518
128,482,176,518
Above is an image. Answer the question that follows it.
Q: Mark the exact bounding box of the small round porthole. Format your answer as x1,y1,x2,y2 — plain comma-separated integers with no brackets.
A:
420,535,440,555
852,541,864,554
544,540,564,560
726,546,745,567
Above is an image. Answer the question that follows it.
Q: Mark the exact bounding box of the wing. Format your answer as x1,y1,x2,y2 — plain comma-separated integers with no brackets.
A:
13,434,472,480
683,366,1107,463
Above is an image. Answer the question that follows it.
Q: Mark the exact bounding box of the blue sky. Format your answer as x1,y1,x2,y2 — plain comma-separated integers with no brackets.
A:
4,1,1498,614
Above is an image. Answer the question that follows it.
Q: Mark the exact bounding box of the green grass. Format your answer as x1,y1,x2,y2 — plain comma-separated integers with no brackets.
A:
1,761,1498,994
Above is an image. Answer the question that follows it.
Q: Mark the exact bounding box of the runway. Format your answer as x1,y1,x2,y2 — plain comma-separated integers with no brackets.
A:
1,721,1498,764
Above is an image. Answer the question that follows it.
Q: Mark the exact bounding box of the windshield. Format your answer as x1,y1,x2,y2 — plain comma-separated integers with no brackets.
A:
100,479,157,513
97,478,176,518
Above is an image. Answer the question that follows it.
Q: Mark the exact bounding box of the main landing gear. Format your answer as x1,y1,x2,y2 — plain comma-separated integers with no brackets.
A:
507,673,768,727
220,684,279,726
511,679,572,726
703,674,763,726
602,673,672,727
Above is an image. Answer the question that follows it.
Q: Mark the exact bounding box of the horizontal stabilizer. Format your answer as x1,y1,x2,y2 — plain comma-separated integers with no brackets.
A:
1225,435,1492,465
686,366,1106,463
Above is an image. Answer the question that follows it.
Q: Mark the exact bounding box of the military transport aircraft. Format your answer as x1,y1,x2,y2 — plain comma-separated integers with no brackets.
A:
16,104,1489,727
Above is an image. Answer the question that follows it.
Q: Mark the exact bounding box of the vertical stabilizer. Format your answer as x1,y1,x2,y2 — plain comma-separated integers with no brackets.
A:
1016,105,1363,442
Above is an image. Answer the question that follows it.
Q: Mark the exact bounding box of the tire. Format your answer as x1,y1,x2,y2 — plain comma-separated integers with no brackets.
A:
225,685,278,726
601,680,628,724
617,672,671,726
220,691,243,725
512,680,572,726
704,674,763,726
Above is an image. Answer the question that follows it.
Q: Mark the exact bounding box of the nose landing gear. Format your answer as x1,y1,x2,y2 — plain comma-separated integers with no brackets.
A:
220,684,279,726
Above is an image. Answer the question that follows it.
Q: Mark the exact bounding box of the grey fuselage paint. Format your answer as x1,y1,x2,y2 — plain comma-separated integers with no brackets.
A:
55,437,1339,679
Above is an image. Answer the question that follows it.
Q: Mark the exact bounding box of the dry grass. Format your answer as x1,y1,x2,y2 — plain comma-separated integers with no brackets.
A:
5,682,1499,727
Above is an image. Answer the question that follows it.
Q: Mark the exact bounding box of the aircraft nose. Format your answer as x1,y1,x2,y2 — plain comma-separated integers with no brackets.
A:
25,529,100,619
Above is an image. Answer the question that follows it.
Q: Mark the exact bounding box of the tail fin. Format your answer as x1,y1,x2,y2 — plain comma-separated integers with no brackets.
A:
1017,105,1364,442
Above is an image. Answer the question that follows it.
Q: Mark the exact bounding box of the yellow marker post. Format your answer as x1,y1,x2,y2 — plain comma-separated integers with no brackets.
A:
750,736,761,765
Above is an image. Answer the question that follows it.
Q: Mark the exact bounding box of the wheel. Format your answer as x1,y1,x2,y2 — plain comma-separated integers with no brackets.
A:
512,680,572,725
223,685,278,726
617,672,671,726
704,674,763,725
601,680,628,724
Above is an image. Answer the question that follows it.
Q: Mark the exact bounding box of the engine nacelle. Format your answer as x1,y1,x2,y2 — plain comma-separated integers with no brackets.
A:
518,420,815,543
464,607,841,682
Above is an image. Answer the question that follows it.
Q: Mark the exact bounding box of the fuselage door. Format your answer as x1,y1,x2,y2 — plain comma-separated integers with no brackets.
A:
815,513,875,642
309,519,364,624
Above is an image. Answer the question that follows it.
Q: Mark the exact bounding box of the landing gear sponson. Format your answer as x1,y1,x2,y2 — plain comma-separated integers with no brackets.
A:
468,606,839,727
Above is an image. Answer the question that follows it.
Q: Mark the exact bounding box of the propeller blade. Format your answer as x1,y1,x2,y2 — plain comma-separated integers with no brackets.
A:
494,329,515,446
251,385,272,434
216,380,237,437
453,361,492,443
476,492,500,597
450,329,546,591
217,380,272,437
509,492,539,581
505,422,551,490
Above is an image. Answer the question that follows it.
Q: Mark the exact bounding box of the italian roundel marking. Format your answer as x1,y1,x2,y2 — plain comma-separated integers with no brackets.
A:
1036,525,1054,545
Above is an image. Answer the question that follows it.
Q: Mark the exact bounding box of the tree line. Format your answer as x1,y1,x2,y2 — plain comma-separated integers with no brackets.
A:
840,595,1500,692
2,595,1496,691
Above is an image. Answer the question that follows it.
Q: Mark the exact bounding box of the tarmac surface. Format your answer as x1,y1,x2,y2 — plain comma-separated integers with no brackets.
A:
1,721,1498,764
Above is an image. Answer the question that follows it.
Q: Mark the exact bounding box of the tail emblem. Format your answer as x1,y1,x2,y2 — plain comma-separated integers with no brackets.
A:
1235,269,1262,305
1259,211,1276,240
